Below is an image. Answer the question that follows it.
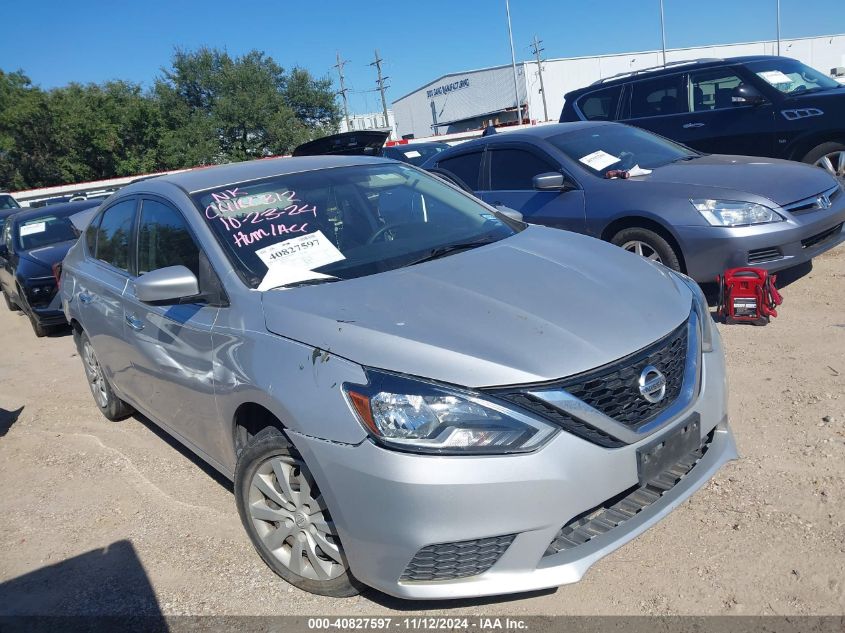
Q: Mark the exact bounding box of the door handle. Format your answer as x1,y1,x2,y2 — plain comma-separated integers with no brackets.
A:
682,122,706,129
78,292,93,304
125,314,144,331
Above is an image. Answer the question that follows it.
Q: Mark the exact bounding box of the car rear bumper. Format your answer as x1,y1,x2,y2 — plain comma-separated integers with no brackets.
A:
30,293,67,326
289,332,734,600
676,205,845,282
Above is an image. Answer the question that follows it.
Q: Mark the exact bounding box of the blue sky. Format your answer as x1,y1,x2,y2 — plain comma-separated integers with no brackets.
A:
2,0,843,114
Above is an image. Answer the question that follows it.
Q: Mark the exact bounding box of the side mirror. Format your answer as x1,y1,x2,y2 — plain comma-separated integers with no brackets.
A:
731,84,766,106
533,172,567,191
135,265,199,304
494,205,524,222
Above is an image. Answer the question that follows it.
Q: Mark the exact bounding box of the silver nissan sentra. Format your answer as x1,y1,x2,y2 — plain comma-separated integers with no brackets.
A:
60,156,736,600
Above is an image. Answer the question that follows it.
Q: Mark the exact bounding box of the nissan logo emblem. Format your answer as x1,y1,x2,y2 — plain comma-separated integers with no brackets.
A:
638,365,667,404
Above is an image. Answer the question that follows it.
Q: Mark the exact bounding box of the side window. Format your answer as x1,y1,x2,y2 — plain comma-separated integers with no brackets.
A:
577,86,622,121
490,149,557,190
688,70,743,111
137,199,200,277
85,211,102,254
95,199,136,272
437,152,482,190
629,75,687,118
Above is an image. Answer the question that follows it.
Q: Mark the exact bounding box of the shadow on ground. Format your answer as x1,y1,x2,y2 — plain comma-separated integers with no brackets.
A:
0,406,24,437
0,540,168,631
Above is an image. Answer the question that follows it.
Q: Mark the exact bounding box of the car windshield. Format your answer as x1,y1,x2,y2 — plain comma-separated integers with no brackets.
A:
0,195,20,210
746,59,841,95
548,125,697,176
191,163,520,289
17,214,80,251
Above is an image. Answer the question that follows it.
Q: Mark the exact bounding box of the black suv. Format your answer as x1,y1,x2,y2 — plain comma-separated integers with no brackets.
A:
560,56,845,179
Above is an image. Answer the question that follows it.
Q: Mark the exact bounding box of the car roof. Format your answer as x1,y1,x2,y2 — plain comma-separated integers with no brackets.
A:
11,199,100,224
137,155,391,195
566,55,782,96
436,121,610,153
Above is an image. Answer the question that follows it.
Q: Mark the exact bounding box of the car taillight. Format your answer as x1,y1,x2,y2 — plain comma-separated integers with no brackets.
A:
52,262,63,289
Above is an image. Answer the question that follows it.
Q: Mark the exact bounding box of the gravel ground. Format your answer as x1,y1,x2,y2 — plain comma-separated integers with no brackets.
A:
0,247,843,617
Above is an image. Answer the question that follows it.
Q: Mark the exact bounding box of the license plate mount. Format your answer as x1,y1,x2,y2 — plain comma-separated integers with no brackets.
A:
636,414,701,485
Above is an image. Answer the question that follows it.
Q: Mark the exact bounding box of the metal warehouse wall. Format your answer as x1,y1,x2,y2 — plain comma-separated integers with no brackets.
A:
395,34,845,139
393,64,527,139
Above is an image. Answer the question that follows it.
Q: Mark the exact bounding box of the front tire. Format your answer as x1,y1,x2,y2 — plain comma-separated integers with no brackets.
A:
610,226,682,272
3,289,18,311
235,427,361,597
802,141,845,180
76,330,134,421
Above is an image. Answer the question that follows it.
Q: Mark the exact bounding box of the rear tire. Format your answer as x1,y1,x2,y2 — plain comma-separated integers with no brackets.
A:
235,427,362,597
76,330,134,421
610,227,682,272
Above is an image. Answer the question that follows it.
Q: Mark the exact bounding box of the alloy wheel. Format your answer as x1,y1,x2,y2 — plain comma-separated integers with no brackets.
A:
814,150,845,180
83,340,109,408
248,455,346,581
621,240,663,263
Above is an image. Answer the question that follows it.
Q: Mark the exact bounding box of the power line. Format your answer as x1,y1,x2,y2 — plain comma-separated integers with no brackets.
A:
334,51,351,130
530,35,549,122
370,49,391,132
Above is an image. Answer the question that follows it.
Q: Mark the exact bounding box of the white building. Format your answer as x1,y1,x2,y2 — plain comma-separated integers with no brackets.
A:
338,110,397,139
392,33,845,139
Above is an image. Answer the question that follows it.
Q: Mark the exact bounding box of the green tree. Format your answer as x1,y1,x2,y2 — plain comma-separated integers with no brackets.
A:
154,48,340,166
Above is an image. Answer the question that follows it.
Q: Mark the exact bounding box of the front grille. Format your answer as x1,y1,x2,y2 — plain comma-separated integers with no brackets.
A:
400,534,515,582
783,185,842,214
802,222,844,249
495,321,688,441
747,246,783,264
544,429,714,555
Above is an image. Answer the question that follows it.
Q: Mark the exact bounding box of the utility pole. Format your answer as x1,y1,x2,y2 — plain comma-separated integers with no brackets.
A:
505,0,523,126
776,0,781,55
370,49,391,132
659,0,667,67
530,35,549,122
334,51,351,131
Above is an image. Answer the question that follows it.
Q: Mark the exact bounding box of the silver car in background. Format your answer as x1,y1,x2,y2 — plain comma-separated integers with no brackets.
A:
60,156,736,599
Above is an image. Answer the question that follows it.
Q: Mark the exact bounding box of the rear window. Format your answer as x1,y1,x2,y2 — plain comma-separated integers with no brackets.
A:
577,86,622,121
0,195,20,210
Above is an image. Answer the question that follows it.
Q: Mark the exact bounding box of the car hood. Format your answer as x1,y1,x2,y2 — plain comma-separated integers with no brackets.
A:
641,154,834,206
261,226,692,388
19,240,75,273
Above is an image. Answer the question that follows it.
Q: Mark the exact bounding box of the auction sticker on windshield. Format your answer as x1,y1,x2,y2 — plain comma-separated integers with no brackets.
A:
255,230,345,290
757,70,793,86
20,222,46,236
579,149,620,171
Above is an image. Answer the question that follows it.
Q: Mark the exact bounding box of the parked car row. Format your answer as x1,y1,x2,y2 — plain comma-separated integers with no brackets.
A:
0,146,731,601
4,62,843,601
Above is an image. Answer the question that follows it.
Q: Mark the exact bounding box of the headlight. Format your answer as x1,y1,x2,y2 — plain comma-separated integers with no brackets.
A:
691,199,783,227
344,371,557,455
672,272,714,353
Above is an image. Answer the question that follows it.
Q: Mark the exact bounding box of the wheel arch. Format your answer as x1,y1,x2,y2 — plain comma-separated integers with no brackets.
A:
232,401,288,457
785,130,845,162
600,215,687,274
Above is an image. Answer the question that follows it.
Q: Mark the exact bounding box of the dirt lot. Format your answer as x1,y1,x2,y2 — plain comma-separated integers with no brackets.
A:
1,247,843,617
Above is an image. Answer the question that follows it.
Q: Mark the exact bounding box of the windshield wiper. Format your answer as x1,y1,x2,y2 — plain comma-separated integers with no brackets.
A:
277,277,341,289
671,155,699,162
404,237,499,267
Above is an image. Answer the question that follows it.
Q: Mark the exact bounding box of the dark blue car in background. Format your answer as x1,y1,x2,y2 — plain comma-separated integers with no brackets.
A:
0,200,99,336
